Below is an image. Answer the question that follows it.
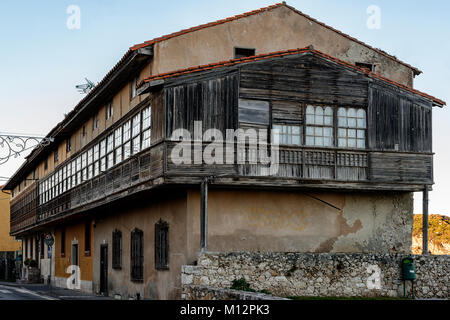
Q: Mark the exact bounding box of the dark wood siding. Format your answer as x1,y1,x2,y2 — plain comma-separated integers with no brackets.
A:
165,73,239,136
370,152,433,184
368,85,432,153
239,55,369,107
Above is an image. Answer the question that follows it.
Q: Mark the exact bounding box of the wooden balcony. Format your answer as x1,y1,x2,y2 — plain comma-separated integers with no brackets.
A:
9,141,433,234
10,181,38,235
36,143,164,224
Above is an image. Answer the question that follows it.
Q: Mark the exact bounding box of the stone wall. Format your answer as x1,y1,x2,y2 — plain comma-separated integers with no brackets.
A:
182,285,288,300
181,252,449,299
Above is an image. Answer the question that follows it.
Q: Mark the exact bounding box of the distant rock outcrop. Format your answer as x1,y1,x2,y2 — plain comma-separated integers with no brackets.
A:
412,214,450,255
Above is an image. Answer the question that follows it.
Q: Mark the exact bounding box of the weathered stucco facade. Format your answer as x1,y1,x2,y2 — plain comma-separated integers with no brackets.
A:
92,188,413,299
187,189,414,254
0,191,21,253
92,190,189,300
53,221,94,293
151,5,416,86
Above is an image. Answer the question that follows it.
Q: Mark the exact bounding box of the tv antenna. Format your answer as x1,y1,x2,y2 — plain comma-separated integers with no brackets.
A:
76,78,96,94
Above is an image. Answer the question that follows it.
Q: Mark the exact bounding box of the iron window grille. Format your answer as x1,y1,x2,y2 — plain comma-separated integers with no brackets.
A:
155,220,169,270
131,228,143,282
112,229,122,270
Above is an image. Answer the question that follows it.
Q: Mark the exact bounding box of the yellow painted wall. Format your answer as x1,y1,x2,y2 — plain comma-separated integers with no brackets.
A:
54,221,94,282
0,191,21,252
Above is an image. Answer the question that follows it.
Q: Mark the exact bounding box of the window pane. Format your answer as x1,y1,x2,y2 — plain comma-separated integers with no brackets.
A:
93,144,99,161
100,157,106,172
348,138,356,148
338,128,347,138
94,161,99,177
357,130,365,139
348,129,356,138
338,138,347,147
115,148,122,164
324,127,332,137
357,139,365,148
357,117,366,129
338,117,347,127
107,134,114,153
306,105,314,115
115,127,123,147
338,108,346,117
324,115,333,126
123,121,131,142
306,127,314,135
124,142,131,160
292,135,301,145
142,107,151,130
306,136,314,146
348,117,356,127
81,153,87,168
324,137,333,147
315,137,323,146
133,136,141,154
315,114,323,125
100,139,106,157
142,129,151,150
315,127,323,136
87,149,93,165
107,153,114,169
132,113,141,137
306,114,314,124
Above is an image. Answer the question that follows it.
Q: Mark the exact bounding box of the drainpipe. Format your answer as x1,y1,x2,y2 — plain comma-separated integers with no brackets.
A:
422,186,429,255
200,177,209,252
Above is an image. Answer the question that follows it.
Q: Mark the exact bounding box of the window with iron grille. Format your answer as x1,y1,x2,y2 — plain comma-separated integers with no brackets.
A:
155,220,169,270
112,229,122,270
130,228,143,282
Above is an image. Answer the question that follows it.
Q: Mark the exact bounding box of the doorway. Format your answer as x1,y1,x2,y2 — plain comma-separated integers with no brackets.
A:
71,243,79,266
100,244,108,295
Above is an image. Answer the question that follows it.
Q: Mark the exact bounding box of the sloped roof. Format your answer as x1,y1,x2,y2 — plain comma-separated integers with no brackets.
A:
139,47,445,107
131,2,422,75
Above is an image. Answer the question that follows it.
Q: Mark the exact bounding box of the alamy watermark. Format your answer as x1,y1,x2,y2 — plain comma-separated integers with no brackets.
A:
170,121,280,176
66,265,81,290
366,264,382,290
67,5,81,30
366,5,381,30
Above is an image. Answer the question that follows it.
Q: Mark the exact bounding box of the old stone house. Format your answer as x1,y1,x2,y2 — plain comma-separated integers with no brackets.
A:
2,3,445,299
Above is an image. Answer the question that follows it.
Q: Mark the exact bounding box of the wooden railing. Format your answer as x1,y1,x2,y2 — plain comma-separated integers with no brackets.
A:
166,142,369,181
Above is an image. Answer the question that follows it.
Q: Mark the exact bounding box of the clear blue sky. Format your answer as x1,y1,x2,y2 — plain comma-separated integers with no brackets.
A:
0,1,449,215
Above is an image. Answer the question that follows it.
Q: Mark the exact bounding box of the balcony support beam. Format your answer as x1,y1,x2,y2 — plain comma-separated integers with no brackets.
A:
422,185,429,255
200,177,209,251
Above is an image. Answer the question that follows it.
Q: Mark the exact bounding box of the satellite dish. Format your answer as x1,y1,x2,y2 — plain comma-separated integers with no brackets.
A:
76,78,96,94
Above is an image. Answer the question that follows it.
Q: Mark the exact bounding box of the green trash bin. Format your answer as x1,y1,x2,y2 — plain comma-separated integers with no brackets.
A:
402,257,416,280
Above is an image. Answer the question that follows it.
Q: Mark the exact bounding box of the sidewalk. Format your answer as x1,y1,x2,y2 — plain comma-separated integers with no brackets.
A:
0,281,113,300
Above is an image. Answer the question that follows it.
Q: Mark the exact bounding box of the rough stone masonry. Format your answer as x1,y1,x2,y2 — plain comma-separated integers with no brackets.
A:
181,252,449,299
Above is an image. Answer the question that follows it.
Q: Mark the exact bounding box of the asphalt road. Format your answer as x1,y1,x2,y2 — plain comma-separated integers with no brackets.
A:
0,284,55,300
